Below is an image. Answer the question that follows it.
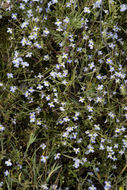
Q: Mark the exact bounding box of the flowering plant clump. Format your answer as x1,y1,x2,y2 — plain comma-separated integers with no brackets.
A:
0,0,127,189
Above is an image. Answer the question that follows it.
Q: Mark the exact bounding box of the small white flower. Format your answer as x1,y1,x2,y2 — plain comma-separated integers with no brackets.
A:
73,158,80,168
26,52,32,58
30,117,35,123
0,82,3,86
79,97,84,103
62,53,68,59
87,105,93,112
106,58,113,64
46,95,50,101
120,4,127,12
40,184,49,190
104,181,111,190
43,81,49,87
40,143,46,150
7,28,12,34
52,0,58,3
84,7,91,13
87,144,94,153
54,153,60,160
55,19,62,27
21,21,29,28
41,155,48,163
24,91,30,97
62,80,68,85
43,28,50,36
89,185,97,190
21,61,29,68
7,73,13,78
0,124,5,131
97,84,103,91
28,87,34,93
94,124,100,130
0,181,3,187
10,86,17,93
44,54,50,61
4,170,9,176
63,17,69,23
5,159,12,166
21,37,27,46
48,102,55,107
37,84,43,90
12,13,17,20
108,112,115,119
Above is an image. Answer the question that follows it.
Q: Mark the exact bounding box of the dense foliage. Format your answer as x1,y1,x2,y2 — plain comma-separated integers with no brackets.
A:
0,0,127,189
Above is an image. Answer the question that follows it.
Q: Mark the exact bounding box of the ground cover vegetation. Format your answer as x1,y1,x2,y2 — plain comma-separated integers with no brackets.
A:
0,0,127,189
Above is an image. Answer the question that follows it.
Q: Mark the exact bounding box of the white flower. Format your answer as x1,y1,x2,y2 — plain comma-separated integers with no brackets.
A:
89,185,97,190
55,19,62,27
10,86,17,93
106,58,113,64
74,148,80,154
37,73,43,79
87,144,94,153
4,170,9,176
40,184,49,190
46,95,50,101
54,153,60,160
41,155,48,163
26,52,32,58
97,84,103,90
108,112,115,119
19,3,25,10
73,158,80,168
0,82,3,86
99,144,105,150
104,181,111,190
30,117,35,123
62,131,69,138
88,62,95,69
63,17,69,23
43,81,49,87
62,53,68,59
84,7,91,13
5,159,12,166
24,91,30,97
21,61,29,68
0,182,3,187
94,124,100,130
7,73,13,78
48,102,55,107
0,124,5,131
43,28,50,36
120,4,127,12
96,97,103,103
21,37,27,46
52,0,58,3
40,143,46,150
119,150,124,155
37,84,43,90
44,54,50,61
62,80,68,85
12,13,17,20
79,97,84,103
29,87,34,93
21,21,29,28
23,0,28,2
93,0,102,9
87,105,93,112
7,28,12,34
